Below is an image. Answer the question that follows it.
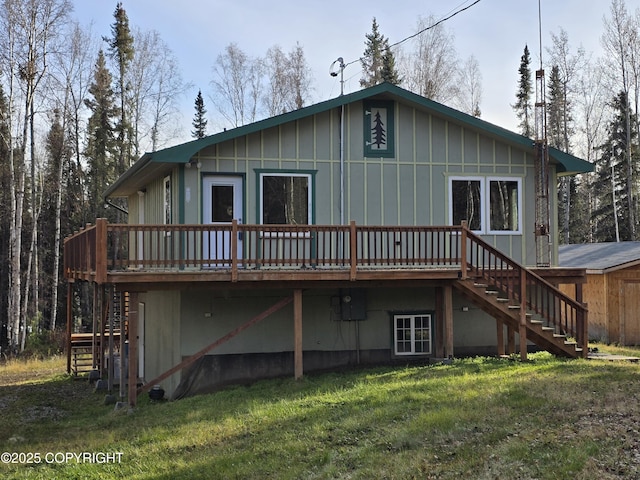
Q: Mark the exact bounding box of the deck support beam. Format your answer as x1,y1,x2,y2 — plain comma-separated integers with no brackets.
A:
294,289,303,380
519,269,528,361
66,283,73,374
443,284,454,358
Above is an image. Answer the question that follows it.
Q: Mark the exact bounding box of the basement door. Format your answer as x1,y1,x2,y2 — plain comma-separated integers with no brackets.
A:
202,176,243,267
622,281,640,345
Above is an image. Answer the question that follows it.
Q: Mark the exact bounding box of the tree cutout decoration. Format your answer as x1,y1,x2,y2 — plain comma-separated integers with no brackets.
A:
371,110,387,149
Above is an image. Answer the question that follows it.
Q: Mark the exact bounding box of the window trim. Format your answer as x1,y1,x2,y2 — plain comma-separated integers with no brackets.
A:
392,313,434,357
448,175,523,235
486,176,523,235
256,169,316,226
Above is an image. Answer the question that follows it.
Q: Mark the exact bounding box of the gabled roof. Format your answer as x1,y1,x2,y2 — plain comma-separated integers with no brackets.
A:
106,82,593,198
559,242,640,273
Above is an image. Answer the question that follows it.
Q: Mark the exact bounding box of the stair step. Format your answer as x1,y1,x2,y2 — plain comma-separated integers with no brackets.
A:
541,326,555,332
474,283,489,288
497,297,509,303
507,305,521,310
530,319,543,325
553,333,567,339
564,341,577,346
485,290,499,295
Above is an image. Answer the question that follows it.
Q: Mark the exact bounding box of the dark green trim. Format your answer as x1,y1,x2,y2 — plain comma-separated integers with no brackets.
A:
178,165,185,224
105,82,592,198
363,100,395,157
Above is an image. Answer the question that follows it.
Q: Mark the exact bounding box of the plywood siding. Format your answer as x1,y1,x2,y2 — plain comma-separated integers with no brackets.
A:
179,99,557,266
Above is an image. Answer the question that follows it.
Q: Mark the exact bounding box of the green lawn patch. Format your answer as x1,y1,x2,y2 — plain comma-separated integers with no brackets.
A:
1,345,639,479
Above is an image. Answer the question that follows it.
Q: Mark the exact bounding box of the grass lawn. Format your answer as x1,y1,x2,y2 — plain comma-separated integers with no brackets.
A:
1,345,640,479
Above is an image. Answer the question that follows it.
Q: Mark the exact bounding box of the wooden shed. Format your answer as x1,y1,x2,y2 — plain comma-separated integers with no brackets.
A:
559,242,640,345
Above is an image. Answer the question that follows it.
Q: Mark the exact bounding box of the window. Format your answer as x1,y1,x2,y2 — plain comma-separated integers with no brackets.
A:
449,176,522,234
489,179,520,233
394,314,433,356
451,179,483,231
259,172,312,224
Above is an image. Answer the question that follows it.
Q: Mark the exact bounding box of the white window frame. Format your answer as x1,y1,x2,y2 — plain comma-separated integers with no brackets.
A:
448,175,523,235
259,171,313,226
486,176,523,235
393,313,433,356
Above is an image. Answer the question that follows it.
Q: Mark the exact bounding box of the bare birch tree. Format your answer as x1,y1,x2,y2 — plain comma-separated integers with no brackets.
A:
601,0,639,239
451,55,482,117
263,43,312,116
211,43,263,128
0,0,69,352
127,28,186,155
399,15,459,103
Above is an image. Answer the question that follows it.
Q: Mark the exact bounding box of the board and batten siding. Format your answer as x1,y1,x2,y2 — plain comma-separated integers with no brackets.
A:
179,100,554,266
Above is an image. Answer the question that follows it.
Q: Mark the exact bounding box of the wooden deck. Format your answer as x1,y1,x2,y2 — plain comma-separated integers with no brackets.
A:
64,219,590,406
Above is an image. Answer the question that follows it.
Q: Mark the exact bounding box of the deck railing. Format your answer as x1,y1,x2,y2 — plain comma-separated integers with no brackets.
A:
64,219,587,353
64,219,463,281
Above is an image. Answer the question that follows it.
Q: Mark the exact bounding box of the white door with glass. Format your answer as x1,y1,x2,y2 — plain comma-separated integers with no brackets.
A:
202,176,243,266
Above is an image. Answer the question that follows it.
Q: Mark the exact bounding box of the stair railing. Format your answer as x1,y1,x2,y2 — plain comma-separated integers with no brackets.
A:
462,223,588,355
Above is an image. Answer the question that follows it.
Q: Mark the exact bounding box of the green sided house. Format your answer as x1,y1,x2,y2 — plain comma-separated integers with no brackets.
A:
64,82,592,404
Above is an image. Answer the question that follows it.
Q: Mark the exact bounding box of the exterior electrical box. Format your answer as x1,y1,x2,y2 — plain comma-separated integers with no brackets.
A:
339,288,367,321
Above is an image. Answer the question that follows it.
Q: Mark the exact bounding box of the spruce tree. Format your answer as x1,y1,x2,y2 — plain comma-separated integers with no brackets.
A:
381,46,401,85
191,89,208,139
360,18,399,88
513,45,533,137
593,91,638,241
84,50,118,221
105,2,135,173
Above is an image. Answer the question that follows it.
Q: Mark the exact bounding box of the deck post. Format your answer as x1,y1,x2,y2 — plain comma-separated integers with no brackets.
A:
507,325,516,354
66,283,73,374
231,220,238,282
519,268,528,361
108,286,115,392
119,291,126,400
294,289,303,380
435,287,444,358
95,218,107,284
128,292,139,408
92,285,99,368
349,221,357,281
460,221,468,280
443,284,454,358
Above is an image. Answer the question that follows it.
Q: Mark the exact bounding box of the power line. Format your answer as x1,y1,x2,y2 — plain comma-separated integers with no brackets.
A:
343,0,483,69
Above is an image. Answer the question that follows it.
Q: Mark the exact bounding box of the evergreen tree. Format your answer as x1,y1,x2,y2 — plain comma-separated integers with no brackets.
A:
513,45,533,137
360,18,399,88
0,84,11,351
105,2,135,173
84,50,118,221
592,91,638,241
381,46,401,85
191,89,208,139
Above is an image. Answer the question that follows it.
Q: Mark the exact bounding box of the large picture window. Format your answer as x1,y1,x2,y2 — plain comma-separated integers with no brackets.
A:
449,176,522,234
259,172,312,225
393,313,433,356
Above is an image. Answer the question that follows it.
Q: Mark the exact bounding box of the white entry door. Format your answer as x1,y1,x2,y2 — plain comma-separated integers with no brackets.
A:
202,176,243,266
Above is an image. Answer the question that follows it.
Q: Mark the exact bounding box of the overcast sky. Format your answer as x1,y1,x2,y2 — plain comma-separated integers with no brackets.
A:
73,0,638,144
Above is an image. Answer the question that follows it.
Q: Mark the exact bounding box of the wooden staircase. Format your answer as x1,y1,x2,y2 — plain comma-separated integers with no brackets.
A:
67,288,127,376
455,227,588,359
